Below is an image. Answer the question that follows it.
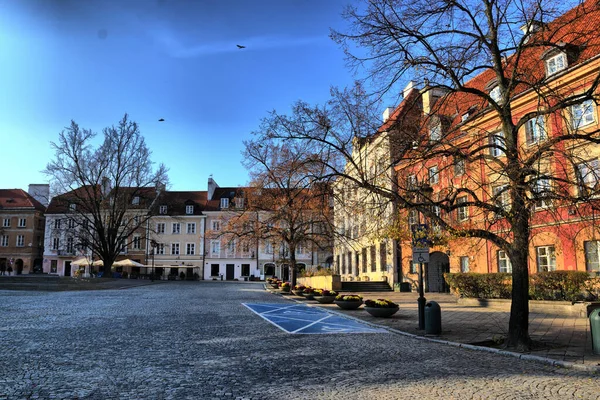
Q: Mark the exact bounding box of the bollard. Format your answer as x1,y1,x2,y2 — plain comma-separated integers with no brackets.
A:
590,307,600,355
425,301,442,335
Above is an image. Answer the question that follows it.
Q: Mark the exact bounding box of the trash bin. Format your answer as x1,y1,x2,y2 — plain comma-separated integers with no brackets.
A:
425,301,442,335
590,307,600,355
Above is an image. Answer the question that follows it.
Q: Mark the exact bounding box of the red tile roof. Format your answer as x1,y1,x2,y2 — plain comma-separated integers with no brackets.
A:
0,189,46,211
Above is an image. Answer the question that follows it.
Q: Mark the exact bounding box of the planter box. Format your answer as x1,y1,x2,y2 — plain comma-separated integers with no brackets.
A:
313,295,336,304
297,275,342,291
457,298,599,317
364,306,399,318
334,300,363,310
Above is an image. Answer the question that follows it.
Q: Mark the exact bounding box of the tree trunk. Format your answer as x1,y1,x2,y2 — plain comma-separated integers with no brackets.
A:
101,261,113,278
506,208,531,350
290,251,297,288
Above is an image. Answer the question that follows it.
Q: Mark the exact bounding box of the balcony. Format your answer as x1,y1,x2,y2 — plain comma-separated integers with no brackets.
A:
57,249,75,257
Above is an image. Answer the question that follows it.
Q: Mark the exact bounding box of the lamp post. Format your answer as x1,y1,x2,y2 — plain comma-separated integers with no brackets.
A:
413,184,433,331
150,240,157,282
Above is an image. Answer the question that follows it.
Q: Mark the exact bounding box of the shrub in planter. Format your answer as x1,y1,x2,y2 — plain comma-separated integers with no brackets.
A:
292,285,306,296
444,273,512,299
313,289,338,303
281,282,291,292
529,271,590,301
364,298,399,317
364,299,398,308
334,294,363,309
302,287,316,299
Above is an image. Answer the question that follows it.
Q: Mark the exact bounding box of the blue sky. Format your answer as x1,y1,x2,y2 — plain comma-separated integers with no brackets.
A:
0,0,358,191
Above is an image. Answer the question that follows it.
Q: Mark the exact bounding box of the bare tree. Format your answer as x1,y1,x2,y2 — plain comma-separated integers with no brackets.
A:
44,114,168,277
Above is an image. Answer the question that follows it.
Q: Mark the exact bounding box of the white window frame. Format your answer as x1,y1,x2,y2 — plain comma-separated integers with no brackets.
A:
457,196,468,221
545,52,566,76
16,235,24,247
407,174,417,189
186,243,195,255
18,218,26,228
52,237,60,250
492,184,510,213
489,86,502,103
227,240,236,256
159,205,168,215
454,158,466,176
460,256,470,273
220,198,229,209
133,235,141,250
2,218,9,227
296,243,304,255
66,237,73,253
0,235,8,247
186,205,194,215
536,245,556,272
210,240,221,257
187,223,196,234
212,220,220,231
171,242,180,255
498,250,512,273
156,243,165,255
132,196,140,205
576,159,600,196
572,100,595,130
584,241,600,272
156,223,165,234
430,123,441,141
408,210,419,226
236,198,244,208
67,219,75,229
533,177,552,209
428,165,439,184
265,242,273,254
172,223,181,234
490,131,505,157
525,116,547,145
54,219,61,230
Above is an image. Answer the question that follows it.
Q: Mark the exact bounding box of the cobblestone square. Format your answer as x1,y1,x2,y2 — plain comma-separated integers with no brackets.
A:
0,282,598,399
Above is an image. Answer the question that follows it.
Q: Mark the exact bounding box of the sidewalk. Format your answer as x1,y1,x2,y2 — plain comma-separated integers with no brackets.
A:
278,290,600,371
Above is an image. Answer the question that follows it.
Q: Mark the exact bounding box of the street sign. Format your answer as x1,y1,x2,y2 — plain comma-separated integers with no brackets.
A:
411,224,431,248
412,247,430,264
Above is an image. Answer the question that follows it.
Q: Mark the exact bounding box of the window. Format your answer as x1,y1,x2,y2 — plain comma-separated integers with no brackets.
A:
408,210,419,226
186,205,194,214
156,223,165,234
133,235,141,250
489,86,502,103
525,116,547,145
370,245,377,272
536,246,556,272
18,218,26,228
407,174,417,189
546,52,566,76
15,234,24,247
227,240,236,255
69,203,76,211
379,242,387,272
265,242,273,254
132,196,140,205
428,165,439,184
212,221,220,231
66,237,73,253
498,250,512,273
171,243,180,255
460,256,470,273
187,223,196,234
242,241,250,254
67,219,75,229
241,264,250,276
2,218,9,227
533,177,552,208
296,243,304,255
572,100,595,129
493,185,510,214
133,216,139,225
457,196,468,221
220,198,229,209
211,240,220,256
489,131,505,157
576,159,600,196
584,241,600,272
236,198,244,208
211,264,220,276
159,205,168,214
430,123,441,141
0,235,8,247
172,223,181,234
410,261,418,274
362,248,368,273
156,243,165,255
454,158,465,176
54,219,61,229
186,243,195,255
52,237,60,250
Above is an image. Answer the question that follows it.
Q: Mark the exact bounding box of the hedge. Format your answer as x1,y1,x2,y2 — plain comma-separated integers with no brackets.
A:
444,271,600,301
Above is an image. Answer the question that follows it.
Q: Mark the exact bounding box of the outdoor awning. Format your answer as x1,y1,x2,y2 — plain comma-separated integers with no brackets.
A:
70,258,92,267
113,259,144,267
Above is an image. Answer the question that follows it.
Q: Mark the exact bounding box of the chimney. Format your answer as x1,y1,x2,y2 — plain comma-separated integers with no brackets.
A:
382,107,395,123
208,175,219,200
28,184,50,206
403,80,416,99
420,85,447,116
520,20,544,43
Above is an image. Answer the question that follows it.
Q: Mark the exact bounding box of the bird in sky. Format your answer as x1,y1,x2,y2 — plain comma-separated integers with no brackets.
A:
158,118,165,122
236,44,246,49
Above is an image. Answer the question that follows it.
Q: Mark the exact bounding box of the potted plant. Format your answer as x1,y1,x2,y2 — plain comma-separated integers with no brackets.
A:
302,287,316,300
334,294,363,310
313,289,338,304
280,282,291,293
364,299,400,317
292,284,306,296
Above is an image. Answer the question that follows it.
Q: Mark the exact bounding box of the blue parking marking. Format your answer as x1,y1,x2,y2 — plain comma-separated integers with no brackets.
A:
243,303,388,334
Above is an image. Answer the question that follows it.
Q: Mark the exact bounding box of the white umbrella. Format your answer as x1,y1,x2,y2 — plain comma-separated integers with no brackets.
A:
113,259,144,267
70,258,92,267
92,260,104,267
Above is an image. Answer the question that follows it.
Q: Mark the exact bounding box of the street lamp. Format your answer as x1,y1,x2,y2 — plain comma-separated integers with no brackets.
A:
413,184,433,331
150,240,157,282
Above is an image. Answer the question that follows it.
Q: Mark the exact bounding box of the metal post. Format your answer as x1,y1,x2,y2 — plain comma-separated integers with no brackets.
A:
151,249,155,282
418,261,426,330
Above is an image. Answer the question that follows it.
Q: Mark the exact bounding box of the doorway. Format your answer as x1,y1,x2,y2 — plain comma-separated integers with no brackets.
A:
427,252,450,292
226,264,235,280
64,261,71,277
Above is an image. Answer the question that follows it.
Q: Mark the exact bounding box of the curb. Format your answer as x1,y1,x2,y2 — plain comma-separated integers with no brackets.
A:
267,289,600,375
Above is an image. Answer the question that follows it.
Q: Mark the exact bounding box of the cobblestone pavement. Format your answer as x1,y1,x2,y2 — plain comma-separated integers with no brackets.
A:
0,282,598,399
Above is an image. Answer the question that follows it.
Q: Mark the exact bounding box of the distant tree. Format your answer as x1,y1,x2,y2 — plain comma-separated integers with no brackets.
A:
216,139,334,288
44,114,168,278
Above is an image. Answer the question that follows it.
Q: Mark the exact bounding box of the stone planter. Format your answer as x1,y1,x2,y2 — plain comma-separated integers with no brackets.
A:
313,295,336,304
302,292,315,300
364,306,399,318
281,287,291,293
292,290,305,296
334,300,363,310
